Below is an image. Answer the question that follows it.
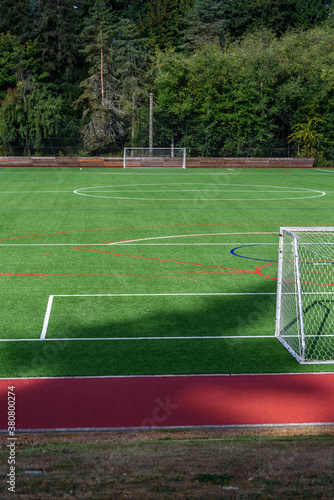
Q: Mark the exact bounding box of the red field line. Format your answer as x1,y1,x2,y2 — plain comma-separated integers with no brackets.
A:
73,246,255,273
0,373,333,431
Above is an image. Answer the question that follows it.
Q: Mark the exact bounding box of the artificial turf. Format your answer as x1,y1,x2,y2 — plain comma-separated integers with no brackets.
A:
1,166,334,376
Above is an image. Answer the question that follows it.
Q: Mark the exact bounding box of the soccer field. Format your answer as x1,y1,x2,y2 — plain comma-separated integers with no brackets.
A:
1,166,334,377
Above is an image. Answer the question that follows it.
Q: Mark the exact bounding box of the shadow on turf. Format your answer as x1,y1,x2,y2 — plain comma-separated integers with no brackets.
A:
1,280,329,379
50,286,276,340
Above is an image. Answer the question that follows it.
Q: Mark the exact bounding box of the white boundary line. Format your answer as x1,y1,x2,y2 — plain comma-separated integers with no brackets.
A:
105,232,275,245
45,292,277,297
5,423,333,433
0,191,73,193
0,242,278,246
1,372,333,380
0,232,277,247
40,295,54,340
0,335,275,342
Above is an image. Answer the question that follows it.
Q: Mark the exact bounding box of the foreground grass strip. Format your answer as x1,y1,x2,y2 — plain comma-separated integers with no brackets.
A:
0,428,333,498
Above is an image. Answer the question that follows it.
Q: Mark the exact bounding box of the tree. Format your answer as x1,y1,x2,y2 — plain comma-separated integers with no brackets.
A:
138,0,194,49
74,1,124,153
295,0,334,30
112,18,150,145
288,116,322,157
0,83,64,146
36,0,84,87
245,0,298,35
182,0,228,50
0,0,32,39
151,33,279,154
0,32,40,100
0,31,64,147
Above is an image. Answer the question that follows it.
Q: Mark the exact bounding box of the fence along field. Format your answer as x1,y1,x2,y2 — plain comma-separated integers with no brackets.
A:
0,165,333,378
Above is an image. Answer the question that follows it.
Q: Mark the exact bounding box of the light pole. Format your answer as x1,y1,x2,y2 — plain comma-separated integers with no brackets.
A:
149,92,153,156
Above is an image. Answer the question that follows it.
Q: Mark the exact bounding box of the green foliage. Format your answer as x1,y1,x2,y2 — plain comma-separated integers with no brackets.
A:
0,83,64,143
0,0,34,39
112,18,151,145
138,0,194,49
152,33,279,153
295,0,333,30
1,0,334,157
36,0,84,85
182,0,228,50
289,116,322,157
0,32,40,100
149,25,334,157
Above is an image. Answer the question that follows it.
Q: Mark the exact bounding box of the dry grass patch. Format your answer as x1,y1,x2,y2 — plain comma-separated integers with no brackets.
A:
0,427,333,498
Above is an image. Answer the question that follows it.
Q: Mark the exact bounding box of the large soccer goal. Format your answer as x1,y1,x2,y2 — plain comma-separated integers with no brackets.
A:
123,147,186,169
275,227,334,363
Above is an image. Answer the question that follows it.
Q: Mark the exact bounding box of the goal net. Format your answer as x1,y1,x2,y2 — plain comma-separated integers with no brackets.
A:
276,227,334,363
123,147,186,169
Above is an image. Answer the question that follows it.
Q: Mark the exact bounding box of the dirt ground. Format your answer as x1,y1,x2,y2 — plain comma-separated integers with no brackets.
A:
1,426,334,499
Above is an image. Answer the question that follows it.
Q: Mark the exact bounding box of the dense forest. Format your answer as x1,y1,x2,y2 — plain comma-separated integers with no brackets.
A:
0,0,334,161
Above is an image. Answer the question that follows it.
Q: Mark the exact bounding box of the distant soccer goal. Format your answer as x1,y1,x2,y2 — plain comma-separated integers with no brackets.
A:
123,147,186,169
275,227,334,363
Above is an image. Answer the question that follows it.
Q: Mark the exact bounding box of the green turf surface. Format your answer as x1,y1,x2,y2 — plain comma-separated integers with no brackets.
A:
1,166,334,376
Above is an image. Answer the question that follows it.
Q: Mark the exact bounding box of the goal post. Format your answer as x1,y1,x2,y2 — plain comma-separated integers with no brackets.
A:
123,147,186,169
276,227,334,363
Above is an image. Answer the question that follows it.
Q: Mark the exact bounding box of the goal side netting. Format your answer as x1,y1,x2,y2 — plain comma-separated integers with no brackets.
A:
123,147,186,169
275,227,334,363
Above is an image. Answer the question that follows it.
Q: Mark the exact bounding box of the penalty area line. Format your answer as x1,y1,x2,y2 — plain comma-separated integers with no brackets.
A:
0,335,275,342
40,295,54,340
37,293,276,341
52,292,277,297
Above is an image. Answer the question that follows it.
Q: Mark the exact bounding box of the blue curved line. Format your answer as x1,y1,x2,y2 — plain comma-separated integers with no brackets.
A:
231,244,277,263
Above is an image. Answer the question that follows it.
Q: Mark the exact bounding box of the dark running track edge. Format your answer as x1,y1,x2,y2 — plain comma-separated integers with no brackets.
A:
1,373,334,432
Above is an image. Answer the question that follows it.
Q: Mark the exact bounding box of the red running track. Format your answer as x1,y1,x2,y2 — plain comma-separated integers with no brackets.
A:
1,373,334,432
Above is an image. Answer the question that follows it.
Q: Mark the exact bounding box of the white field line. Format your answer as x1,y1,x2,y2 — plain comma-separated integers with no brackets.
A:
0,242,277,246
0,335,276,342
0,170,325,176
73,182,321,190
74,183,325,201
76,189,313,193
0,232,277,246
40,295,54,340
105,232,275,245
0,334,276,342
37,292,276,342
50,292,334,296
50,292,277,297
1,372,332,380
0,232,278,251
316,169,334,174
104,243,276,246
0,191,73,193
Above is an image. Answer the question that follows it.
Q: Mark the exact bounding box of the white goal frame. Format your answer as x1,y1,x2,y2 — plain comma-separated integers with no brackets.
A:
123,147,186,169
275,226,334,364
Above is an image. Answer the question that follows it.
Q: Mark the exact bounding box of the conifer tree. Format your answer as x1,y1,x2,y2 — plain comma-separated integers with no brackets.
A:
182,0,227,50
113,18,150,145
74,0,123,152
36,0,83,86
139,0,194,49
